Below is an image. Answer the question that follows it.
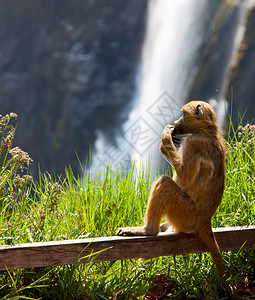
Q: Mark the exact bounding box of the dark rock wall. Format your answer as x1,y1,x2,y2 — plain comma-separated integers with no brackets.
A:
224,4,255,126
188,0,255,128
188,1,241,101
0,0,147,174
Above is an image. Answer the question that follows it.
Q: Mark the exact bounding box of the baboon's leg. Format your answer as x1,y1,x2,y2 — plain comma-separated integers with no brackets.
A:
117,175,196,236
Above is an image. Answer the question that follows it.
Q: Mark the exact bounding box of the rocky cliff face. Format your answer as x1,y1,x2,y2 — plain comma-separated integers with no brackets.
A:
0,0,147,175
187,1,241,101
187,0,255,128
224,4,255,126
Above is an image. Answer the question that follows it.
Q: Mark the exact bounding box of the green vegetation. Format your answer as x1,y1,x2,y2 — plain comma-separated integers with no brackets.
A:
0,113,254,299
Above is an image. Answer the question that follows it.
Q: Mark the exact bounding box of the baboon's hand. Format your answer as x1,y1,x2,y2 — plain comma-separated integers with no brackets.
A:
172,133,181,145
160,125,175,154
160,125,182,156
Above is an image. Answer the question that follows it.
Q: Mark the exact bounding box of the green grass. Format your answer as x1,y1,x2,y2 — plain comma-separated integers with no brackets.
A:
0,114,254,299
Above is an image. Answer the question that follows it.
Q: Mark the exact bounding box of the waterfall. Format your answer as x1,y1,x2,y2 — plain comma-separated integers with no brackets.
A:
128,0,210,172
91,0,210,175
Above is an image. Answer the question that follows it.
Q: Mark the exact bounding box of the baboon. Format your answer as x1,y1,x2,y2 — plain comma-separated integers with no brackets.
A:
117,101,238,299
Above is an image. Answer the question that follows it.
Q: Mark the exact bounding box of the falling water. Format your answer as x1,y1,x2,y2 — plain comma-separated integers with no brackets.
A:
135,0,208,114
92,0,211,175
123,0,211,172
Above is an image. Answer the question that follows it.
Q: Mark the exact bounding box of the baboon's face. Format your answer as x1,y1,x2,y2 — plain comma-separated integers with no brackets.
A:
173,115,186,135
173,101,217,135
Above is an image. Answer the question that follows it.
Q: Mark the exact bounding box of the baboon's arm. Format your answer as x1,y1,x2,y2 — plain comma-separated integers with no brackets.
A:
160,126,214,188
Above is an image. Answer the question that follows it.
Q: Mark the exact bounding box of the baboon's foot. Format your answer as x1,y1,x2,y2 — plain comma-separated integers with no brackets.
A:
160,222,171,232
117,226,158,236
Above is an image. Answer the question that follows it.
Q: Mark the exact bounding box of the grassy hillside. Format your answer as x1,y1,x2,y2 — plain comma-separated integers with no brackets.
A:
0,113,254,299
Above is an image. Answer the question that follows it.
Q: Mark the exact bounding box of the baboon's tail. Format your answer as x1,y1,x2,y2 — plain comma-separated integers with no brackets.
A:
198,226,240,300
198,226,225,277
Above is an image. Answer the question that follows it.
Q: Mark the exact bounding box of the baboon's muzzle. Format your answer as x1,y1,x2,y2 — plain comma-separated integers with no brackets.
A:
173,116,186,135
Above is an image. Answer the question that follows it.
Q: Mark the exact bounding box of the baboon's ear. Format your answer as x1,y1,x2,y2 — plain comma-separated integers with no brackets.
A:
195,104,202,118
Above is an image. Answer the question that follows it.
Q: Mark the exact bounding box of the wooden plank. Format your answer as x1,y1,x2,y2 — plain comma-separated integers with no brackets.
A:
0,226,254,271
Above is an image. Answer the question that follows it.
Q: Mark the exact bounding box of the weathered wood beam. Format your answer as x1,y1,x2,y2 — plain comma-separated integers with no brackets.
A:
0,226,254,271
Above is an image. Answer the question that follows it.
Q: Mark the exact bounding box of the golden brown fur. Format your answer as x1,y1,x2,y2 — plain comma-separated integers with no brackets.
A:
117,101,239,299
